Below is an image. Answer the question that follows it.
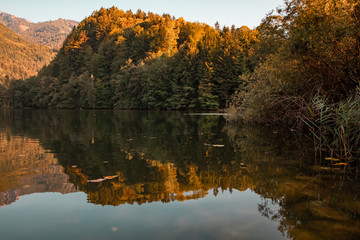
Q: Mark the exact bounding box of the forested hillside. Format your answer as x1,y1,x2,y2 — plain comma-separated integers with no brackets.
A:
3,7,258,109
0,11,78,49
0,23,55,86
1,1,359,118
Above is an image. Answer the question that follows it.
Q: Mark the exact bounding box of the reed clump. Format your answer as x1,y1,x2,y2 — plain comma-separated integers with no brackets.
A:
303,94,360,164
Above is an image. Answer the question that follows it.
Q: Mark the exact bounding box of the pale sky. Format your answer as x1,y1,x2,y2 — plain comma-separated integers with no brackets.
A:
0,0,284,28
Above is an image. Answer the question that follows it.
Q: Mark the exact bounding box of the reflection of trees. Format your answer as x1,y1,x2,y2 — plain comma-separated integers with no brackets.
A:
225,124,360,240
66,158,254,206
1,109,360,239
0,130,77,206
0,110,255,206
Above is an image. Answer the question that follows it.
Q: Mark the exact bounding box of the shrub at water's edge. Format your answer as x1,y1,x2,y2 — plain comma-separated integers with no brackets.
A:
226,0,359,162
228,0,359,124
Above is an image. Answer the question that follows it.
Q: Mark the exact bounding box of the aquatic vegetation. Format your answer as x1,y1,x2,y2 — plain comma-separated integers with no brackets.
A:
303,94,360,165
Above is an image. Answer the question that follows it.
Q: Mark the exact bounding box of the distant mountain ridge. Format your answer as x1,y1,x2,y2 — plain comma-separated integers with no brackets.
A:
0,11,78,49
0,23,55,81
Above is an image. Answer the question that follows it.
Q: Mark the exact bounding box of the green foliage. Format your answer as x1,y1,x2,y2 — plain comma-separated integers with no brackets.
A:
5,7,257,110
223,0,360,163
230,0,360,125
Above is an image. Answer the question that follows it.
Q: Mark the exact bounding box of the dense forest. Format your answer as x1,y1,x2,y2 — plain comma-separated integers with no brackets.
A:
0,11,78,49
0,0,359,126
0,7,258,110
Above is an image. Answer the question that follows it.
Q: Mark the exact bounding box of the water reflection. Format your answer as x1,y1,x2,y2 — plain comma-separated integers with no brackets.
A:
1,110,255,206
0,130,77,206
0,110,359,239
227,125,360,239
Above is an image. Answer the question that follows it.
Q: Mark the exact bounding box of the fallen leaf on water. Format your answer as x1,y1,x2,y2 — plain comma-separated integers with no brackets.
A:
212,144,225,148
320,167,332,170
333,162,348,166
88,178,105,183
325,157,341,161
310,200,324,207
104,175,118,180
205,143,224,147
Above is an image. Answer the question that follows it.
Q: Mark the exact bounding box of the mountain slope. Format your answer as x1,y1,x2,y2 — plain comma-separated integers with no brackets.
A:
2,7,258,109
0,11,78,49
0,23,56,81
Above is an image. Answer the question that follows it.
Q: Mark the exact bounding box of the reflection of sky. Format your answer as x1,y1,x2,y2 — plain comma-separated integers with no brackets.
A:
0,190,286,240
1,0,284,28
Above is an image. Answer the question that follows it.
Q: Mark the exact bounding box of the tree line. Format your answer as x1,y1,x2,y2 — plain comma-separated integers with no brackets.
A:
0,7,258,110
1,0,359,126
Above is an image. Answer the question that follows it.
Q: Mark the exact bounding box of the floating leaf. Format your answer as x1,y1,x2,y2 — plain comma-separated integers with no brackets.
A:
88,175,119,182
205,143,224,147
320,167,332,170
88,178,105,183
104,175,118,180
212,144,225,148
325,157,340,161
333,162,348,166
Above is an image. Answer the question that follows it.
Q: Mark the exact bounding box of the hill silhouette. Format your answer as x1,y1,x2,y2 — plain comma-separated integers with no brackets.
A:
0,11,78,49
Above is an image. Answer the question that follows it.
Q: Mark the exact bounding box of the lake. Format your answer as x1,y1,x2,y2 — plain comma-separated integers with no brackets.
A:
0,110,359,240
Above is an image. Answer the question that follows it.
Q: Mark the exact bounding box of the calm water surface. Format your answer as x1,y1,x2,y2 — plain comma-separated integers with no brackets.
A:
0,110,359,240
